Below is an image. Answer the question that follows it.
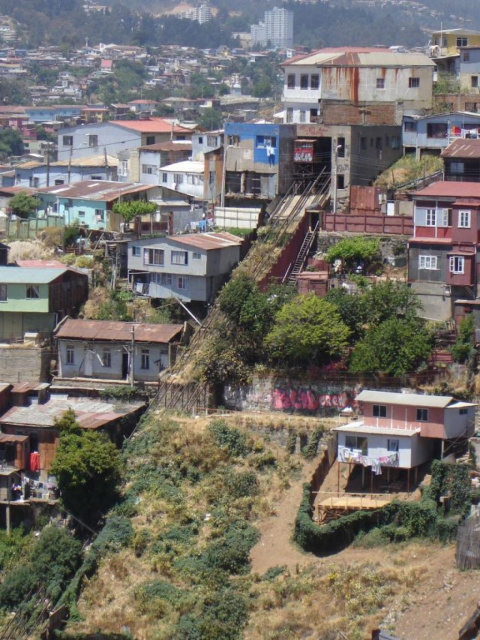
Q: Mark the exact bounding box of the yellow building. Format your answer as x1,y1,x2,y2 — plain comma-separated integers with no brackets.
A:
430,28,480,59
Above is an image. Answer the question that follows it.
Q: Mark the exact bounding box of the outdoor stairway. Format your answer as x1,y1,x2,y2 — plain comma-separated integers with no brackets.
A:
287,220,320,284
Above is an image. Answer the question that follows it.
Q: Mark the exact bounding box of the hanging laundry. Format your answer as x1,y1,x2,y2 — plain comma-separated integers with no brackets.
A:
29,451,40,472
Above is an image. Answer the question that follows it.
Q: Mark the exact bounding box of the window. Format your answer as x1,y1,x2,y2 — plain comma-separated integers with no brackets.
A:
173,173,184,184
161,273,172,286
198,136,203,144
207,135,218,146
360,137,367,150
146,135,155,145
256,136,277,149
404,120,417,132
337,137,345,157
178,276,189,290
300,74,309,89
33,178,39,188
416,408,429,421
376,78,385,89
376,137,383,150
449,255,465,274
310,74,319,89
26,285,39,299
472,76,479,89
387,439,399,452
162,173,167,183
299,110,306,123
228,134,240,145
171,250,188,265
78,210,85,218
193,252,201,259
102,350,111,368
66,345,74,365
141,349,150,370
142,164,155,175
310,108,318,119
459,407,468,415
95,209,104,222
427,123,448,139
337,174,345,189
373,405,387,418
419,255,438,270
464,52,470,62
286,108,293,123
144,248,164,266
390,136,400,149
287,74,295,88
0,284,7,301
88,134,98,147
439,208,452,227
91,176,102,181
132,246,141,257
457,37,468,47
409,77,420,88
459,210,471,228
344,435,368,455
426,209,436,226
54,179,64,186
63,135,73,146
450,161,465,174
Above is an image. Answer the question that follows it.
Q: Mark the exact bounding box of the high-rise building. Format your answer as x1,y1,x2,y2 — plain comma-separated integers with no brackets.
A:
183,3,212,24
251,7,293,49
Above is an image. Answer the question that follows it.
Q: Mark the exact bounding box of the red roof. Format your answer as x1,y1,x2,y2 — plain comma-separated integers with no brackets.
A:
113,118,192,134
413,181,480,199
441,139,480,159
16,259,65,268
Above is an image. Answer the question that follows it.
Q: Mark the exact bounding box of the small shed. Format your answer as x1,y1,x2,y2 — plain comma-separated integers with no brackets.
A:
456,515,480,569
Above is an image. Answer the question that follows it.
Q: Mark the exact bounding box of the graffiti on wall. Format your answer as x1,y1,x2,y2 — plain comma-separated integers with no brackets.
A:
272,387,357,413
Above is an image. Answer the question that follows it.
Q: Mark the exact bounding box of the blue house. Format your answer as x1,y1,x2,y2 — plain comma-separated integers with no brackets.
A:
35,181,161,232
14,155,118,189
24,105,84,124
403,111,480,159
223,122,296,200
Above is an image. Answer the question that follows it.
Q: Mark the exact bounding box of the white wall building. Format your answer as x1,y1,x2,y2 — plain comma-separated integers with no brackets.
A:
251,7,293,49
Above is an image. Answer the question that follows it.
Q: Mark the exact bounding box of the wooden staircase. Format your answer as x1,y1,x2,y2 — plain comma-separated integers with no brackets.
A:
286,220,320,284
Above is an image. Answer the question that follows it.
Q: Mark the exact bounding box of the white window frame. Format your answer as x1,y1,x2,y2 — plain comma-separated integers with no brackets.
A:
66,345,75,365
416,408,429,422
373,405,387,418
419,255,438,270
192,252,201,260
449,255,465,274
178,276,189,290
458,210,471,228
387,439,399,452
132,246,141,257
102,350,111,368
426,209,436,226
171,250,188,265
26,285,39,299
141,349,150,370
144,248,164,266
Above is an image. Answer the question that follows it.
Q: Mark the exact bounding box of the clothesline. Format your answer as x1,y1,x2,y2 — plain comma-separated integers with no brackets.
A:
338,446,399,475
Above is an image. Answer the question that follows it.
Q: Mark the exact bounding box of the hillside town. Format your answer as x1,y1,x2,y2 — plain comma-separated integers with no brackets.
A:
2,2,480,638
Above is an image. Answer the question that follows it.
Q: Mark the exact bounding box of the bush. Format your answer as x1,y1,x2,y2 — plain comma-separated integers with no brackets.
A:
75,255,94,269
0,564,36,609
226,471,259,499
208,420,250,457
93,516,134,554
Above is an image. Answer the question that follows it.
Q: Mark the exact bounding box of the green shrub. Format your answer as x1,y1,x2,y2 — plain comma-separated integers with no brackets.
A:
226,471,259,499
286,430,297,454
99,386,141,401
0,564,36,609
93,516,134,553
262,565,287,581
75,255,94,269
208,420,250,457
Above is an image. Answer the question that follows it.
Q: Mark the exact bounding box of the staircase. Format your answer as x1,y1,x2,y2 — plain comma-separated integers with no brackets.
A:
287,220,320,284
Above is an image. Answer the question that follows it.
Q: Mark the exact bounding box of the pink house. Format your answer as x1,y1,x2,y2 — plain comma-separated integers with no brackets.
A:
335,390,475,478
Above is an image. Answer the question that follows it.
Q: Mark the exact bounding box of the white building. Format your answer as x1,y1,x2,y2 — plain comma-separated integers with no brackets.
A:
251,7,293,49
184,3,212,24
159,160,205,201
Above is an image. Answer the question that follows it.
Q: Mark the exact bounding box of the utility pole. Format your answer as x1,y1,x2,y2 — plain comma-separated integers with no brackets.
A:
129,324,135,387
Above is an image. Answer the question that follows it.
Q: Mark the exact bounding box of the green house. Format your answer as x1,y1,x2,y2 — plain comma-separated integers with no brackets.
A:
0,267,88,342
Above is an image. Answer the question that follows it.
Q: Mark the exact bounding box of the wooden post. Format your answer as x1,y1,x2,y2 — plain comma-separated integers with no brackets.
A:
337,461,340,493
6,504,10,535
407,468,411,494
370,468,374,493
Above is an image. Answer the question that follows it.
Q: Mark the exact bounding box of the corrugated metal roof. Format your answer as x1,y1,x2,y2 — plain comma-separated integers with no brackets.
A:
0,266,68,284
167,232,242,250
139,141,192,152
56,319,183,343
283,47,434,68
356,390,454,408
0,434,28,443
413,181,480,199
36,180,154,201
441,139,480,159
113,118,192,134
15,260,65,269
335,423,420,437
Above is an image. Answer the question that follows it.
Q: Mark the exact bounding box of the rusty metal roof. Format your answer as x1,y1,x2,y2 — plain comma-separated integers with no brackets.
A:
56,319,183,343
441,139,480,159
282,47,434,68
167,232,242,250
139,141,192,152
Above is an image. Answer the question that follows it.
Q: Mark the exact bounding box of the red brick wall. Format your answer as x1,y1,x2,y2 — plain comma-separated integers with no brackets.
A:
323,213,413,235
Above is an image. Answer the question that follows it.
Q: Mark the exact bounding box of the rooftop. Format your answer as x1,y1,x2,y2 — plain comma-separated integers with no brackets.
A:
0,266,73,284
167,231,242,250
160,160,204,173
113,118,192,135
441,139,480,159
139,141,192,152
282,47,434,68
0,394,145,430
413,181,480,199
356,389,474,408
35,180,154,201
335,422,421,437
56,319,183,344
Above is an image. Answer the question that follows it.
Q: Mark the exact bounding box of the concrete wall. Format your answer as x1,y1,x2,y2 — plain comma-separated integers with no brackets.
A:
363,401,445,435
444,405,476,439
214,207,260,230
0,345,50,383
0,312,56,342
338,429,416,468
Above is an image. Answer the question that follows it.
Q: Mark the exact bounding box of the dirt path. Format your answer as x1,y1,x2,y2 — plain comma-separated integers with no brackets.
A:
250,459,319,573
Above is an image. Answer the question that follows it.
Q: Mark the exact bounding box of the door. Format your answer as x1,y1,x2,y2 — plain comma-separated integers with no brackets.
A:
122,352,129,380
84,350,93,376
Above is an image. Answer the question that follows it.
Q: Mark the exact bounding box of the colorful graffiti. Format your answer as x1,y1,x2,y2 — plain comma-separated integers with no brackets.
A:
272,387,357,413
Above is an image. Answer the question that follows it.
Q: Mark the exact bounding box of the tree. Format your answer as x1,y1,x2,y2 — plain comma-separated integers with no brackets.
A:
112,199,157,223
451,314,476,364
362,280,421,325
0,128,24,157
8,191,39,218
50,409,122,526
326,237,381,272
325,288,369,343
198,108,223,131
349,318,433,376
265,293,350,366
251,76,272,98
